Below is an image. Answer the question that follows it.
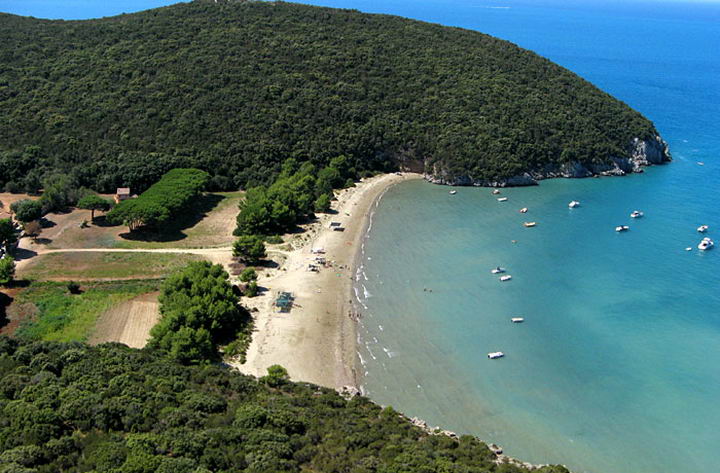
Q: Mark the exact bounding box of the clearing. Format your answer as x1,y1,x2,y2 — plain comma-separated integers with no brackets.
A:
19,191,243,250
18,251,206,281
88,292,160,348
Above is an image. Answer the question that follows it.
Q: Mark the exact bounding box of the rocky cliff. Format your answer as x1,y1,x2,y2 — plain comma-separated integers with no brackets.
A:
424,135,671,187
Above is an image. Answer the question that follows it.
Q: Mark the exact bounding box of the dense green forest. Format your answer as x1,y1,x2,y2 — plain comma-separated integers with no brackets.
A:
0,0,662,194
0,338,569,473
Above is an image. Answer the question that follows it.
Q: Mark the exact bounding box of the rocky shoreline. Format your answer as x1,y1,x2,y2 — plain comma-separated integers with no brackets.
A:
405,416,568,472
423,136,671,187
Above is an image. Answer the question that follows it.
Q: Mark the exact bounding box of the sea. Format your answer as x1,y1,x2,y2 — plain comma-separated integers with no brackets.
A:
331,1,719,473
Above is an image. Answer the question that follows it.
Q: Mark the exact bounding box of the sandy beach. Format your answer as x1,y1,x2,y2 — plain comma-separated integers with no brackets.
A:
233,172,422,389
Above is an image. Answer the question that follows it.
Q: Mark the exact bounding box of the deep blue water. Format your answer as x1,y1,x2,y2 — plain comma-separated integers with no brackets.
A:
342,1,720,473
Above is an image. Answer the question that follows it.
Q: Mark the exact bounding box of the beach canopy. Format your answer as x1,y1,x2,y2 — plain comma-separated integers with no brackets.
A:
275,292,295,312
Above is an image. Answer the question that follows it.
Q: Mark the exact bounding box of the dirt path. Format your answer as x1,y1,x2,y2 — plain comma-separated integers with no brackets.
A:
88,292,160,348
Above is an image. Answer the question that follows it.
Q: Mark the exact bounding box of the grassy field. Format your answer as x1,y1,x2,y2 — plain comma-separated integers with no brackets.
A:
19,252,206,280
13,281,160,342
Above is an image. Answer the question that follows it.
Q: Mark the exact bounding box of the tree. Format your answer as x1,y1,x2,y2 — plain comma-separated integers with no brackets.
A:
22,220,41,242
239,268,257,283
314,194,332,213
260,364,289,387
10,199,42,224
0,218,18,248
233,235,266,264
77,194,112,221
0,256,15,285
148,261,249,364
41,174,79,212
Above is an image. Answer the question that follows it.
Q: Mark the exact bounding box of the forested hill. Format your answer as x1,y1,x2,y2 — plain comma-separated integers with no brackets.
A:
0,339,569,473
0,0,668,193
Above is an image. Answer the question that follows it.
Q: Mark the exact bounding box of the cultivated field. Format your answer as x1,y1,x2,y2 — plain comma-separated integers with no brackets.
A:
89,292,160,348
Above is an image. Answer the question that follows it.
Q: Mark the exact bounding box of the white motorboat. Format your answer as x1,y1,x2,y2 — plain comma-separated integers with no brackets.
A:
630,210,644,218
615,225,629,232
698,237,714,251
519,207,528,213
499,275,512,281
685,247,692,251
697,225,709,233
449,190,457,195
569,200,580,208
492,189,501,195
523,222,537,227
497,197,508,202
511,317,524,323
491,267,506,274
487,352,505,359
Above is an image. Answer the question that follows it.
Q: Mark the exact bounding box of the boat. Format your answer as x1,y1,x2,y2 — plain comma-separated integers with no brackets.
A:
499,275,512,281
519,207,528,213
697,225,709,233
449,190,457,195
491,267,505,274
685,247,692,251
698,237,714,251
492,189,501,195
569,200,580,208
615,225,629,232
523,222,537,227
487,352,504,359
497,197,508,202
630,210,644,218
511,317,524,323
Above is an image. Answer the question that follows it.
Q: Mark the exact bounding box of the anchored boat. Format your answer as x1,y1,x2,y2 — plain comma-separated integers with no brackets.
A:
698,237,714,251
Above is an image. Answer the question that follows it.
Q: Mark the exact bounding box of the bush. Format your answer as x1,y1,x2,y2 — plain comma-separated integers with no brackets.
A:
0,256,16,285
10,199,42,224
239,268,257,283
260,364,289,387
245,281,259,297
66,282,81,294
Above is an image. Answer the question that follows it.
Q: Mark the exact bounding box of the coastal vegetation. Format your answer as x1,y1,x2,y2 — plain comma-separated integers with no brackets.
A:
0,338,570,473
148,261,252,364
107,169,209,232
0,0,660,194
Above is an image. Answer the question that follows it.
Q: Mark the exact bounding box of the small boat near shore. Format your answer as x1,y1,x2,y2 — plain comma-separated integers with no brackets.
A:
492,189,501,195
630,210,644,218
449,190,457,195
511,317,524,323
497,197,508,202
487,352,504,359
523,222,537,227
499,275,512,282
615,225,629,232
491,267,506,274
698,225,709,233
569,200,580,208
698,237,714,250
519,207,528,213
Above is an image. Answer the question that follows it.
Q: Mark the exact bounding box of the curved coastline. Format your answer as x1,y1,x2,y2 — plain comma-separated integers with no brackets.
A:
235,172,422,389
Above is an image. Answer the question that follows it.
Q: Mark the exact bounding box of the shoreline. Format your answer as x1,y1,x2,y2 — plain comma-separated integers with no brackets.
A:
233,172,422,389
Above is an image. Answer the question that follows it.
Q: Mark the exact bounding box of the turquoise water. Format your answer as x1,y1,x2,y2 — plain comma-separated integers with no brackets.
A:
348,1,720,473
